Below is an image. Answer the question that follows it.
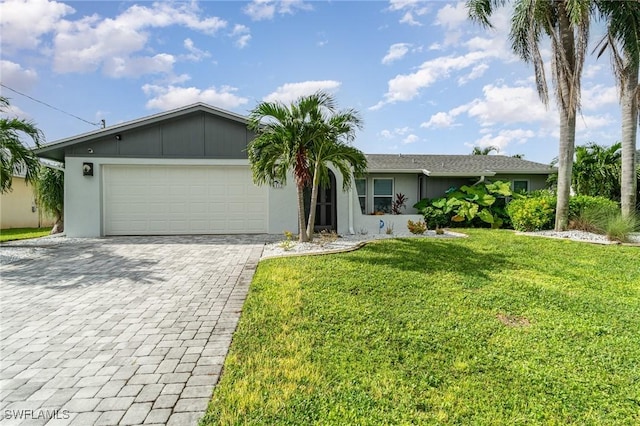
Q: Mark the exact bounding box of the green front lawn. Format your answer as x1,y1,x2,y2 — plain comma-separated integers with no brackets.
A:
201,229,640,425
0,227,51,242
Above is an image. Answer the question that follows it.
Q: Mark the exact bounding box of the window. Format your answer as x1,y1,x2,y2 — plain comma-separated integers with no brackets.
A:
355,179,367,214
513,180,529,193
373,178,393,213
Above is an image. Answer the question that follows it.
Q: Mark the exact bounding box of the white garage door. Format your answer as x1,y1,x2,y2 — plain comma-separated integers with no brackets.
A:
103,165,268,235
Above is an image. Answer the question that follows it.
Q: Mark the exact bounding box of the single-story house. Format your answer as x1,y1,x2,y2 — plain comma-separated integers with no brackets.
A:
1,164,54,229
35,103,556,237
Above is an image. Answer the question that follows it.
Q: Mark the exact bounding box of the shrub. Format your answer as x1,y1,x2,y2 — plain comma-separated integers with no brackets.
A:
421,205,449,230
407,219,427,234
604,214,638,243
507,196,555,231
568,195,618,221
414,180,514,229
574,206,638,242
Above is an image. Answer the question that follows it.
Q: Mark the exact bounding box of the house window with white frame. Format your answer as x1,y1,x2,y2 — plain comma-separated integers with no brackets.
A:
355,178,367,214
373,178,393,213
512,180,529,193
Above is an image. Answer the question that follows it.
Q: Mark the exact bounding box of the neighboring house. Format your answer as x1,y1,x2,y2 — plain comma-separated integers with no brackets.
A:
35,103,556,237
0,164,54,229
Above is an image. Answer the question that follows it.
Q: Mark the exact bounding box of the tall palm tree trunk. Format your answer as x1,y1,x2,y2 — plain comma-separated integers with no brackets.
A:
305,160,322,242
296,184,309,242
554,6,579,231
621,59,639,218
555,110,577,230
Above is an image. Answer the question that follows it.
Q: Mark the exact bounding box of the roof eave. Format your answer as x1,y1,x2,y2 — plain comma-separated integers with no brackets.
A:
366,168,431,175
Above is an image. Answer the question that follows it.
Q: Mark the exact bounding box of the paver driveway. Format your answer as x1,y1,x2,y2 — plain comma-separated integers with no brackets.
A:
0,236,266,426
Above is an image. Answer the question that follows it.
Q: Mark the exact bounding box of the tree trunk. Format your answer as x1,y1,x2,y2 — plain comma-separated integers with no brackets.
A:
554,5,578,231
620,59,638,218
296,184,308,242
305,161,322,242
51,211,64,234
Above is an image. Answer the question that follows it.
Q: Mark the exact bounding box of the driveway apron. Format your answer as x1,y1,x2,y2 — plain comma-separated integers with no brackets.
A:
0,236,265,426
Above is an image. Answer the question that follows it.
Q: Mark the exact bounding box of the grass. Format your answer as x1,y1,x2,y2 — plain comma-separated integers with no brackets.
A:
0,227,51,242
201,229,640,425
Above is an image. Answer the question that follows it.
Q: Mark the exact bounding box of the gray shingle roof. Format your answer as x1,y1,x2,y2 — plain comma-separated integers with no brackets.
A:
365,154,555,175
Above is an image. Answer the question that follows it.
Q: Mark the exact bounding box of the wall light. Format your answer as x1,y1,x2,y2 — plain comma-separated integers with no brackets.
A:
115,134,122,141
83,162,94,176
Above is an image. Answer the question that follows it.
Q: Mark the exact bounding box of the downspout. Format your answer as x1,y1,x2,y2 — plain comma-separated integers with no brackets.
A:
348,185,355,235
472,175,486,186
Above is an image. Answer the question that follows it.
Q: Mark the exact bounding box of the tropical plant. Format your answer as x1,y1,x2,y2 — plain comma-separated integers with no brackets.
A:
0,96,44,193
35,166,64,234
415,180,514,228
593,1,640,218
391,193,407,215
406,219,427,234
468,0,590,231
247,91,366,242
572,142,621,200
470,145,499,155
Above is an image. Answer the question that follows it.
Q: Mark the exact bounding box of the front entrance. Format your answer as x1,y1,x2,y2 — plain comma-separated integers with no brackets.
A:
304,170,337,232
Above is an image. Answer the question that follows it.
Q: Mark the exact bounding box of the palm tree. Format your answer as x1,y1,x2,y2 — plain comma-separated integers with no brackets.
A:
593,1,640,217
1,96,44,193
305,108,366,240
247,91,360,242
468,0,591,230
470,145,499,155
36,166,64,234
572,142,621,200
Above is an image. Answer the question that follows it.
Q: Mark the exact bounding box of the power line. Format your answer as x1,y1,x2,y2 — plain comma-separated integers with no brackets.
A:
0,83,104,128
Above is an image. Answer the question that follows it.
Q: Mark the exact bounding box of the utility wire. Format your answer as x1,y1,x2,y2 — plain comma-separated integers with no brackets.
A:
0,83,103,128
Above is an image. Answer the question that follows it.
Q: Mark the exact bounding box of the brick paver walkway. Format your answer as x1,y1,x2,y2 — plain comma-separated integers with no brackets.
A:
0,236,265,425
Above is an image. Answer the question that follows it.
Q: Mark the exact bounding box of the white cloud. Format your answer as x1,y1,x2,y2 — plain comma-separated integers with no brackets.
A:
400,12,421,26
183,38,211,61
389,0,429,26
230,24,251,48
421,112,457,129
465,84,554,127
458,63,489,85
581,84,618,111
142,84,248,111
377,127,415,140
379,129,393,139
435,2,467,30
0,60,38,91
472,129,536,152
388,0,421,11
583,64,603,79
382,43,411,65
51,2,227,77
403,134,419,144
0,0,74,52
102,54,175,78
244,0,312,21
577,113,615,132
263,80,341,104
372,52,493,108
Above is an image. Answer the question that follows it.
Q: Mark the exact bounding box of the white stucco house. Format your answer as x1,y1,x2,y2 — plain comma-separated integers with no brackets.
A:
35,103,555,238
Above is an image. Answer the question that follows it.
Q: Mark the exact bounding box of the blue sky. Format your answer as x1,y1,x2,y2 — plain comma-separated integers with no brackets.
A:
1,0,621,164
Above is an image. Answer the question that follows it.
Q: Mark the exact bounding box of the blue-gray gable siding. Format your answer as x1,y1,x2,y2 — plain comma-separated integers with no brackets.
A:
66,111,254,159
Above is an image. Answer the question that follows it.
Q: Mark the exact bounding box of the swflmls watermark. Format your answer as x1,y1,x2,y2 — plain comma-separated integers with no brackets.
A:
2,409,71,421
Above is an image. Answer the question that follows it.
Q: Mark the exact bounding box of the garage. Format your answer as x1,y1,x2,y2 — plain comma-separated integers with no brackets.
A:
103,165,268,235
